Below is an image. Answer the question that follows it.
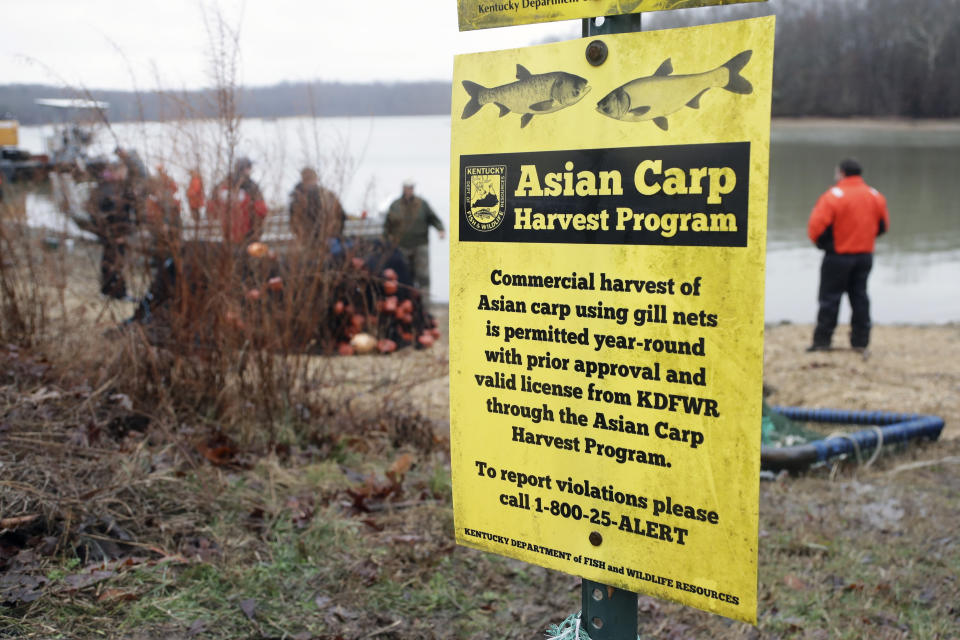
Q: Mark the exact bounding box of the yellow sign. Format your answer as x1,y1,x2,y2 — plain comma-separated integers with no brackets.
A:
0,120,18,147
449,16,774,624
458,0,767,32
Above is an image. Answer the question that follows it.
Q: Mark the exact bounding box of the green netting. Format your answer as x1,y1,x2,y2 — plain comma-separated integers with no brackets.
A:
761,400,824,447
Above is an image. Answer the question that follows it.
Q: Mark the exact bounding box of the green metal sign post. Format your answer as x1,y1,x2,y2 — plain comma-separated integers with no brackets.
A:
580,13,642,640
581,580,640,639
582,13,643,37
577,15,643,638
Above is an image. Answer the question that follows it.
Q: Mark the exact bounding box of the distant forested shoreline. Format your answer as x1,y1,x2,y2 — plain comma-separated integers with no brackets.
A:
647,0,960,119
0,82,454,125
3,0,958,125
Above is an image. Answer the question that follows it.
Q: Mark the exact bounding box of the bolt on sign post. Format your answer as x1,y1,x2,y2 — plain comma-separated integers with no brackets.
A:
459,0,766,31
449,14,775,628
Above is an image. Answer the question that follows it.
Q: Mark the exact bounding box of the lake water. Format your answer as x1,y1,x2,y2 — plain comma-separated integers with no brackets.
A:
19,116,960,323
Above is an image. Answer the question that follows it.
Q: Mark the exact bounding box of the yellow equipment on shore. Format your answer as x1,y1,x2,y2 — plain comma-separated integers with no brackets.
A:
0,120,18,147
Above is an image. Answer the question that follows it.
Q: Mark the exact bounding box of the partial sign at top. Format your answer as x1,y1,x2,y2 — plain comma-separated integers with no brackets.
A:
458,0,766,31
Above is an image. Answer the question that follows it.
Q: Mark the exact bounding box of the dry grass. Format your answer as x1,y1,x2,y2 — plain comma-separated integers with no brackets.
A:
3,330,959,638
0,320,460,638
0,190,62,348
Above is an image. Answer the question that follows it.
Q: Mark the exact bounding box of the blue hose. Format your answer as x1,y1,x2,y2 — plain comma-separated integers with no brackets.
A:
761,406,945,471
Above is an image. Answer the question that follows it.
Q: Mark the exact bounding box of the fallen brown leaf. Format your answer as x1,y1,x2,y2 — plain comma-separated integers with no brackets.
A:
96,588,138,603
386,453,414,483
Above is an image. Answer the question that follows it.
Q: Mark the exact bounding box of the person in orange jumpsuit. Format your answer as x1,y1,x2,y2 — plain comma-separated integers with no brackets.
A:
144,165,182,258
186,169,205,223
806,159,890,352
207,157,268,244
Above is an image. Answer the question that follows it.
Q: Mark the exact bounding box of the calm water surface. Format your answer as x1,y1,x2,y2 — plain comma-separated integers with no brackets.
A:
767,125,960,324
20,117,960,322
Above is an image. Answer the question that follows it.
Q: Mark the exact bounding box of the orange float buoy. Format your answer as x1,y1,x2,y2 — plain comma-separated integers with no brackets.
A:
246,242,269,258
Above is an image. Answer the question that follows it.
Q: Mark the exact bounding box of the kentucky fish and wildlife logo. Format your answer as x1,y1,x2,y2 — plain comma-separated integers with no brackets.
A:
464,165,507,231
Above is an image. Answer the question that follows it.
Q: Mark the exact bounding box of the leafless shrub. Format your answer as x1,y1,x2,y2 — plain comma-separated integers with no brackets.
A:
68,7,448,451
0,190,67,347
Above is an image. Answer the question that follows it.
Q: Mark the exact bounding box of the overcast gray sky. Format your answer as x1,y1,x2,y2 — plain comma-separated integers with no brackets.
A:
3,0,581,89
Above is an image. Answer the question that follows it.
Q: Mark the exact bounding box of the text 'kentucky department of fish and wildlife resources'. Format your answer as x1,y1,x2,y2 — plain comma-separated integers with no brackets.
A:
457,0,768,31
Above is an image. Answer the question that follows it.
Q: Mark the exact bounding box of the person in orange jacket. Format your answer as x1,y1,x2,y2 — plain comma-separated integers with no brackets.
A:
144,165,182,254
806,158,890,352
186,169,205,222
207,157,268,244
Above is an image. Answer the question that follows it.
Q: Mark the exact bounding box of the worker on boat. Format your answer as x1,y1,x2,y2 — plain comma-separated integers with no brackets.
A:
115,147,150,222
207,157,268,244
383,179,444,293
186,169,205,223
289,167,345,248
144,164,183,260
87,163,135,300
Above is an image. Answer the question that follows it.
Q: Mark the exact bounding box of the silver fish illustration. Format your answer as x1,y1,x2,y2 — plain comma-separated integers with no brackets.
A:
461,65,591,128
596,50,753,130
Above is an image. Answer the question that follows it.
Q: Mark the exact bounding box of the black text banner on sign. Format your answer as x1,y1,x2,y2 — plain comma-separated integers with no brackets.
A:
458,0,767,32
449,17,774,624
460,142,750,246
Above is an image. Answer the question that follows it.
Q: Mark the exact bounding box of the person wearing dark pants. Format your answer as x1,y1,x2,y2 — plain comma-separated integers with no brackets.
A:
813,253,873,349
807,159,890,351
89,163,134,300
383,179,445,294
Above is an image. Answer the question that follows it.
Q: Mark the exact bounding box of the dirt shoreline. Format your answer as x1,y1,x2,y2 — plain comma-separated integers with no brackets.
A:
763,322,960,439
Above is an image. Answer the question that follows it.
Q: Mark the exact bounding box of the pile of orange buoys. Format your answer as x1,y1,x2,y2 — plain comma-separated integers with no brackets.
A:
330,266,440,356
234,242,440,356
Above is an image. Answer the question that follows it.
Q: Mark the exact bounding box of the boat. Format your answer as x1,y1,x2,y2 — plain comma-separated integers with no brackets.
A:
0,115,49,183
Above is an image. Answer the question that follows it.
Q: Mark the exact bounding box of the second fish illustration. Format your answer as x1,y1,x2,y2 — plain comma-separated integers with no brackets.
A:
596,50,753,131
461,65,591,129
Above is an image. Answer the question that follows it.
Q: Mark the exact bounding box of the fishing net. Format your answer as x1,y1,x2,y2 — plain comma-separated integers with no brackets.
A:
761,400,823,447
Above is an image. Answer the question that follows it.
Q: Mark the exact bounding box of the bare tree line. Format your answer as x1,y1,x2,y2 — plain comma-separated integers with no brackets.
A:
647,0,960,117
3,0,958,125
